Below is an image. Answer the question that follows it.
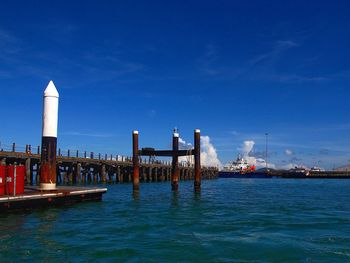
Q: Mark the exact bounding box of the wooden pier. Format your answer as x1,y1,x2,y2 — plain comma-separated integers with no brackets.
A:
0,143,219,186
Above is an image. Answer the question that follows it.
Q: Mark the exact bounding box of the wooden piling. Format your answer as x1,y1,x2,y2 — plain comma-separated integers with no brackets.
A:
101,164,107,183
75,163,81,184
25,158,31,184
68,165,73,184
194,129,201,192
171,132,180,191
132,131,140,191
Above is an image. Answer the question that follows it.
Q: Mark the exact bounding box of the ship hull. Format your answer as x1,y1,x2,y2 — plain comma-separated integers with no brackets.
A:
218,171,272,178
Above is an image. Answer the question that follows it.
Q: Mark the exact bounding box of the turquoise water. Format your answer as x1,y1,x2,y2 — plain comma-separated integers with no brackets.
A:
1,179,350,262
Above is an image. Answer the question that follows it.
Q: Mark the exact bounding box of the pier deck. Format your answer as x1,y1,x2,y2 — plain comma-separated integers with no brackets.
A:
0,186,107,212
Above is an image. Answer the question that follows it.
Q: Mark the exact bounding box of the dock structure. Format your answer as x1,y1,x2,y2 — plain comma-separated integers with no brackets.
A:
0,186,107,212
0,144,219,186
0,80,110,212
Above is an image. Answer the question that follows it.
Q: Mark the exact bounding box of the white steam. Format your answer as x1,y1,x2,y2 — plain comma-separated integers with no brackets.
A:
241,140,255,157
178,135,222,168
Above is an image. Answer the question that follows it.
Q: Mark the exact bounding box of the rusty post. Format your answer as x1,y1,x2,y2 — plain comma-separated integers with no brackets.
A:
171,131,180,191
194,129,201,192
132,130,140,191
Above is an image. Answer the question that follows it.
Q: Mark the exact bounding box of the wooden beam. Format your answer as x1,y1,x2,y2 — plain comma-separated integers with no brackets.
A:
139,149,194,157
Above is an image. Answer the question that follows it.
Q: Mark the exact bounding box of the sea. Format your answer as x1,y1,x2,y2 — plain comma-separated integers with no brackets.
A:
1,179,350,262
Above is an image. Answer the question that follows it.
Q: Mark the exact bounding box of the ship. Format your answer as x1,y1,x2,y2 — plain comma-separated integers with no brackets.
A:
219,155,272,178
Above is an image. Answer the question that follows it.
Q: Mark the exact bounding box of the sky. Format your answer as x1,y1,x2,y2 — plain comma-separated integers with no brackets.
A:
1,0,350,169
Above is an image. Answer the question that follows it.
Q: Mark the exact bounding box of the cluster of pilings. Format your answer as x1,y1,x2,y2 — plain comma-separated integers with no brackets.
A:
0,145,218,186
132,129,204,192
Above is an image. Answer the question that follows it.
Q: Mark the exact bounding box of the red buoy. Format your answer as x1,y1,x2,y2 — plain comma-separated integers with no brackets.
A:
6,165,25,195
0,165,6,196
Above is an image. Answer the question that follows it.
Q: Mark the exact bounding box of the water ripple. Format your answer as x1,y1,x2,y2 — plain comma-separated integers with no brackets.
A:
1,179,350,262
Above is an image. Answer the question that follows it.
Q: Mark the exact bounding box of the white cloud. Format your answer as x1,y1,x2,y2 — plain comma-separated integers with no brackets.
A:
238,140,275,169
200,136,222,168
178,135,222,168
285,149,293,155
240,140,255,157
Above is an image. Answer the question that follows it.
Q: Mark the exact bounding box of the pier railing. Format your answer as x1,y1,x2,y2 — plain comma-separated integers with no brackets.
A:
0,142,203,167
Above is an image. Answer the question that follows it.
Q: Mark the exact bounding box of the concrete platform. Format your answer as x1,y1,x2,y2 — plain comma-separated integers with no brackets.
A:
0,186,107,212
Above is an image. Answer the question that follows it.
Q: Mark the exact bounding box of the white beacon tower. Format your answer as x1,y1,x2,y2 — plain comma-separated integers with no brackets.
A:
40,80,59,190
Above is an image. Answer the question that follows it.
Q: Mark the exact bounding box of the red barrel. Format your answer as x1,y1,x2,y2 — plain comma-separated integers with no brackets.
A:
6,165,25,195
0,165,5,196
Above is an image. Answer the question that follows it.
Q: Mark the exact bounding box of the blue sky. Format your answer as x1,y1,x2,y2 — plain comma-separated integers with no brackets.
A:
1,0,350,169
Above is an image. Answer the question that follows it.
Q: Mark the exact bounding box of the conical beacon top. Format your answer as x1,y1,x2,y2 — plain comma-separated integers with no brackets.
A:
44,80,59,98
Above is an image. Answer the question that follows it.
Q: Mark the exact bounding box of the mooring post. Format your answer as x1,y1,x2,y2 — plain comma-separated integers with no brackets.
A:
194,129,201,192
132,130,140,191
25,158,31,185
101,164,107,183
75,163,81,183
171,131,180,191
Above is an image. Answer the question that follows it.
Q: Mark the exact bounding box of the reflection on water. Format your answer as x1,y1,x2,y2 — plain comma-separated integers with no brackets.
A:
132,190,140,201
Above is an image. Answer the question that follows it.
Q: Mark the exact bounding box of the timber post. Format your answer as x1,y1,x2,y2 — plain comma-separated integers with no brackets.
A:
132,130,140,191
171,131,180,191
194,129,201,192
